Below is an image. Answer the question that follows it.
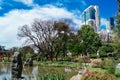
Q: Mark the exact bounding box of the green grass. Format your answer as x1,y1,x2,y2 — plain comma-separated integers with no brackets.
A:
38,61,82,68
87,66,120,80
87,66,107,73
0,62,11,64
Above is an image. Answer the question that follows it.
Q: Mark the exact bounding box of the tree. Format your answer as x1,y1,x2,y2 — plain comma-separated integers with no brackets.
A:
53,21,71,60
19,46,34,60
78,25,101,55
18,19,58,61
18,19,71,61
116,0,120,36
99,43,114,57
115,0,120,58
67,32,83,57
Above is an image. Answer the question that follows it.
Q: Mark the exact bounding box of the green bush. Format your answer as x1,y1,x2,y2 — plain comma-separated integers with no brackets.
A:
107,63,116,74
99,52,107,57
115,69,120,77
100,58,116,74
90,54,98,58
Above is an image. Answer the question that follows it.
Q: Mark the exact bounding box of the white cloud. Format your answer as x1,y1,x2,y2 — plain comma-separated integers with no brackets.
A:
101,18,107,26
0,5,82,49
14,0,34,6
100,18,108,29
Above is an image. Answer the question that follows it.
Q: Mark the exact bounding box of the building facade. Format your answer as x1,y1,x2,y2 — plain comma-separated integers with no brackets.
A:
82,5,100,32
107,17,115,30
99,17,115,42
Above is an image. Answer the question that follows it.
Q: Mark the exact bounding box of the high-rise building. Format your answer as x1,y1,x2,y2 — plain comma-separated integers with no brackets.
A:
107,17,115,30
81,5,100,32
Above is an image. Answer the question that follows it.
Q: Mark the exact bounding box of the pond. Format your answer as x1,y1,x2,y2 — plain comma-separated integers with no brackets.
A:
0,63,77,80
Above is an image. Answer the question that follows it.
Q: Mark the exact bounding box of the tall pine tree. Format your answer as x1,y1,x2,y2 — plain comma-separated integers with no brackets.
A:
116,0,120,37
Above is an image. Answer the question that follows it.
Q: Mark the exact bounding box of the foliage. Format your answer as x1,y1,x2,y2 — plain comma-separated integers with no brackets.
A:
37,73,65,80
82,56,90,63
18,19,72,61
115,42,120,59
53,21,71,60
78,25,101,55
101,58,116,74
81,70,117,80
72,56,83,62
99,43,114,57
25,52,33,59
115,69,120,77
116,0,120,38
19,46,34,60
90,54,98,58
67,32,84,57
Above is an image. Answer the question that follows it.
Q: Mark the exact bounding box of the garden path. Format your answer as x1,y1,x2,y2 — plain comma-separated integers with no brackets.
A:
70,67,87,80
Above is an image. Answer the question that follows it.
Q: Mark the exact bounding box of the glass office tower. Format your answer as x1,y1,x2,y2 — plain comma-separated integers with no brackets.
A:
82,5,100,32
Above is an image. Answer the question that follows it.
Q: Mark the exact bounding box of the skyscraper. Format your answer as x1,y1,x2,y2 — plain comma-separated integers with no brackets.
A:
81,5,100,32
107,17,115,30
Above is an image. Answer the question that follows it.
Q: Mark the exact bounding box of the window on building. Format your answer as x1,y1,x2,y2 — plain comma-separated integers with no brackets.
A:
89,8,95,20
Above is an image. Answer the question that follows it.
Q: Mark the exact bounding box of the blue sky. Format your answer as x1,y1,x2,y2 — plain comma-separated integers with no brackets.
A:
0,0,118,48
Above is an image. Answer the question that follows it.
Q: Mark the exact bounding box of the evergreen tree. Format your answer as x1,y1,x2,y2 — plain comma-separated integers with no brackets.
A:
116,0,120,38
78,25,101,55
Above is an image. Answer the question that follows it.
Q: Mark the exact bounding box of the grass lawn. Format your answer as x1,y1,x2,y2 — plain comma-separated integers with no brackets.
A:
0,62,11,64
86,66,107,73
87,66,120,80
37,61,82,68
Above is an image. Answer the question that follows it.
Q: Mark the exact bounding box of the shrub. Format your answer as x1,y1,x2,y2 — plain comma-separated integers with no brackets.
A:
115,69,120,77
90,58,102,68
107,63,116,74
82,56,90,63
99,52,107,57
73,56,83,62
101,58,116,74
81,70,117,80
90,54,98,58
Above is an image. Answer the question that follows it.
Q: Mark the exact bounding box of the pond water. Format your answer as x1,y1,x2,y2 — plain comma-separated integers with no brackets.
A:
0,63,77,80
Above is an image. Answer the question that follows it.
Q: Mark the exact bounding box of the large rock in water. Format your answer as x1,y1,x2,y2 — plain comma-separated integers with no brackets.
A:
11,51,23,79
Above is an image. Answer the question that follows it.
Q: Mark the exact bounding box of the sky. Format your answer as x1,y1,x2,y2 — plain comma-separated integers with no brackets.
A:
0,0,118,49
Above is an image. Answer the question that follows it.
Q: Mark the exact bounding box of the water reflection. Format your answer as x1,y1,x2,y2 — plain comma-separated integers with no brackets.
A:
0,64,39,80
23,65,38,80
0,64,11,80
0,64,77,80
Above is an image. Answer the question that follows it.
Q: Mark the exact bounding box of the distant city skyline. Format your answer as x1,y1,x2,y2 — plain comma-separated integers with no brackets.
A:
0,0,118,48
